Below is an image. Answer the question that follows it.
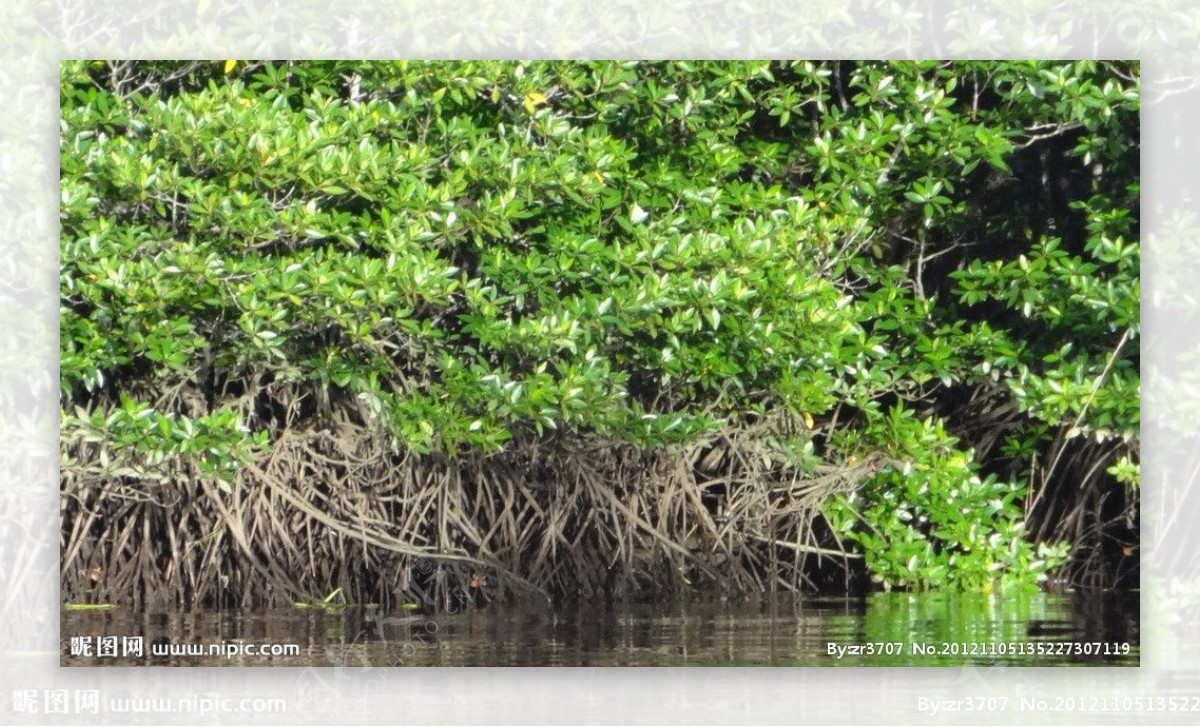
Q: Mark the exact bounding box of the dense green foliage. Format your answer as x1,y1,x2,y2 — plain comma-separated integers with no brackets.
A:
60,60,1139,596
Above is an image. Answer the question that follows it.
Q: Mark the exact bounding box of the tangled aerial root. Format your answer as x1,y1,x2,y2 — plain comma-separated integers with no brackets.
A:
61,405,870,609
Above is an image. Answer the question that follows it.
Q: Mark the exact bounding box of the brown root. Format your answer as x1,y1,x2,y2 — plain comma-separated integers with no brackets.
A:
62,400,874,608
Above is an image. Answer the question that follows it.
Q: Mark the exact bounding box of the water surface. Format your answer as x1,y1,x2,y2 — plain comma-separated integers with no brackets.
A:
61,591,1138,667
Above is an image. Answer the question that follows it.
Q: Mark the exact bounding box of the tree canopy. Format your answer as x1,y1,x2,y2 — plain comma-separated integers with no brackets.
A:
60,60,1139,605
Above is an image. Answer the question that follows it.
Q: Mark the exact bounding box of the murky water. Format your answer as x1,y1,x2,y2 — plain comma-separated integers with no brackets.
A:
61,591,1138,667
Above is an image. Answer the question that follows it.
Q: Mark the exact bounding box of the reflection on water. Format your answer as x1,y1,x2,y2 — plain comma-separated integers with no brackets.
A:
61,591,1138,667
